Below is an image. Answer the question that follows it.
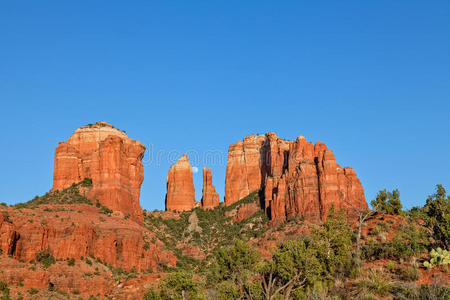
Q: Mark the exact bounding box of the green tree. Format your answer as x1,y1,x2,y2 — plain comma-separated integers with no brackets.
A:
209,240,260,299
260,239,322,300
311,207,353,276
143,288,160,300
216,280,241,300
371,189,402,215
159,271,197,300
422,184,450,248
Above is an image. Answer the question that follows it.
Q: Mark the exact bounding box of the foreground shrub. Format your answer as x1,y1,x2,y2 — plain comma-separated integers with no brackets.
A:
390,282,450,300
159,271,198,299
422,184,450,248
397,265,422,282
356,269,392,297
143,289,160,300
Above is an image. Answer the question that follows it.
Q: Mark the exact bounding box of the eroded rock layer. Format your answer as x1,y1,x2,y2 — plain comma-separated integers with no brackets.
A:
52,122,145,223
224,133,367,222
0,205,176,273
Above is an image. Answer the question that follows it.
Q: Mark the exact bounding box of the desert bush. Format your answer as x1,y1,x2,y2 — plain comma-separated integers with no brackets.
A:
422,184,450,248
216,280,241,300
355,269,392,297
397,265,422,282
371,222,389,236
80,177,93,187
362,224,428,261
28,288,38,295
35,250,55,268
159,271,198,300
371,189,402,215
385,261,396,273
311,207,354,276
390,282,450,299
0,281,9,299
143,289,160,299
67,258,75,266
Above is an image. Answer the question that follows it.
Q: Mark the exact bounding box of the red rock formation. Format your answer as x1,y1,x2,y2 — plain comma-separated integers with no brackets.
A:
165,154,195,212
0,205,176,273
201,167,220,209
0,207,175,298
225,133,367,222
224,135,266,206
52,122,145,223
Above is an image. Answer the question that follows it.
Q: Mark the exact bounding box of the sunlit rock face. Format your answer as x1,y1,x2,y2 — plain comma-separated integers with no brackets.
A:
52,121,145,223
165,154,196,212
225,132,367,222
201,167,220,209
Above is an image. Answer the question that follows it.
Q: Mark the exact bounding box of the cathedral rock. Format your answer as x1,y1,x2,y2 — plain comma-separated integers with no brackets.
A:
224,132,367,222
52,121,145,223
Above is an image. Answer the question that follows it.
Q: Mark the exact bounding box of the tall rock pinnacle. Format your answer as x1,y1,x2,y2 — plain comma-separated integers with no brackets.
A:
165,154,195,212
201,167,220,209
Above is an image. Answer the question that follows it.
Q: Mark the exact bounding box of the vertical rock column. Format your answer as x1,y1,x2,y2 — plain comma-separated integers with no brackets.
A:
201,167,220,209
165,154,195,212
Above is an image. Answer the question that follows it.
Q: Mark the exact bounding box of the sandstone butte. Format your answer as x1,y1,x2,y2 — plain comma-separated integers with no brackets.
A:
225,132,367,222
201,167,220,209
52,121,145,224
165,154,196,212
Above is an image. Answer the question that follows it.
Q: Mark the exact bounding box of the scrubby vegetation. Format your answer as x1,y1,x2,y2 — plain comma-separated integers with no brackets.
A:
142,185,450,299
371,189,402,215
12,178,113,216
1,182,448,299
0,281,10,300
14,178,94,209
35,250,55,268
144,190,269,272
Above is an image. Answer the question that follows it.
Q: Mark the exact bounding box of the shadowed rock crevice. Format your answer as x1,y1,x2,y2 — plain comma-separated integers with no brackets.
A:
8,231,20,256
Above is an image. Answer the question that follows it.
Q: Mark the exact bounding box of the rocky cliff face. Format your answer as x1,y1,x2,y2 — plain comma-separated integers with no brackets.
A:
0,204,176,271
224,135,267,206
0,204,176,298
201,167,220,209
165,154,195,212
52,122,145,223
225,133,367,222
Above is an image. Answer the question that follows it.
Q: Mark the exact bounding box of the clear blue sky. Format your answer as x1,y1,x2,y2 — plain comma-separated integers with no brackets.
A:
1,1,449,210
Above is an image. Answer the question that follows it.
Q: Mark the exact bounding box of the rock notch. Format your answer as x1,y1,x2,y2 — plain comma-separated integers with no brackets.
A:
165,154,195,212
201,167,220,209
52,121,145,223
224,132,367,222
